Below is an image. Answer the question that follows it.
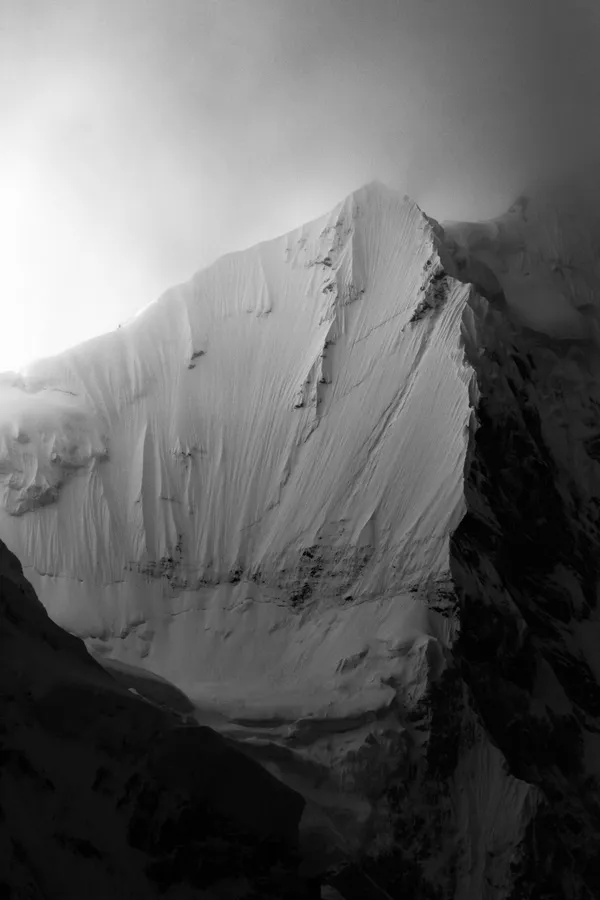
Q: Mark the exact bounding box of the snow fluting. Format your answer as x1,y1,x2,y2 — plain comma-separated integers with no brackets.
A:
1,180,600,898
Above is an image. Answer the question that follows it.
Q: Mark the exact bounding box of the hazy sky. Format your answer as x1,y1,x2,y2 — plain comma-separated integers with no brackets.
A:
1,0,599,370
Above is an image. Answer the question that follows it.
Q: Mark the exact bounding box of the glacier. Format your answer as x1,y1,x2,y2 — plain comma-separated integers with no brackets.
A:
1,180,600,898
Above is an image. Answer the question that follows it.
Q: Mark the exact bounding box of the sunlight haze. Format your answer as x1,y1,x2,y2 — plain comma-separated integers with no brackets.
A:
2,0,599,370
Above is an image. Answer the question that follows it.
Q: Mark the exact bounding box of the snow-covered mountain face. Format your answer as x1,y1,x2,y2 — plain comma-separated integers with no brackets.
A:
1,181,600,898
0,184,472,709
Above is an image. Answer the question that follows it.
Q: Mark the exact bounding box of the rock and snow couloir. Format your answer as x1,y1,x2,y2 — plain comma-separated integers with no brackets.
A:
2,180,600,898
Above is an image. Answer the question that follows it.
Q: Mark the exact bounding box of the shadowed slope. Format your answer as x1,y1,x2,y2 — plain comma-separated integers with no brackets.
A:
0,538,314,899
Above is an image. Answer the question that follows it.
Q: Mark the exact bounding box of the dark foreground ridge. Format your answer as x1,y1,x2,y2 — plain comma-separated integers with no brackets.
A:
0,538,317,899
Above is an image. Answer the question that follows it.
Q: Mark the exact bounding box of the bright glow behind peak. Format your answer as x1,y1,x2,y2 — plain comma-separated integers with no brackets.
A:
0,152,159,373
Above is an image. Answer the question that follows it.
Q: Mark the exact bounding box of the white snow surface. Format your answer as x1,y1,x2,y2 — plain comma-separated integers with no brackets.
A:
0,183,473,720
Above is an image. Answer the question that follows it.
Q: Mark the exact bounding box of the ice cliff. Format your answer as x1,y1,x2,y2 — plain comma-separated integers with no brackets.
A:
1,181,599,898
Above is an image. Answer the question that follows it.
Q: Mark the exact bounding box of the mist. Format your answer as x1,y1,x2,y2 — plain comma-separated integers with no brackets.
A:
2,0,599,369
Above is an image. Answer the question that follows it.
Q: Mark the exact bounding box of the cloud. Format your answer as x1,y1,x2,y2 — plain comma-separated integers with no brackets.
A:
1,0,599,367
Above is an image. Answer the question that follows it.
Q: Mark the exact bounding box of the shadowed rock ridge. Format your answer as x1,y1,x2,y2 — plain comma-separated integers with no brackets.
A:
0,538,314,899
328,194,600,899
445,191,600,899
450,300,600,899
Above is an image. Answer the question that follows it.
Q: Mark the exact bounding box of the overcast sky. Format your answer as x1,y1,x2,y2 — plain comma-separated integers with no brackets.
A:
1,0,599,370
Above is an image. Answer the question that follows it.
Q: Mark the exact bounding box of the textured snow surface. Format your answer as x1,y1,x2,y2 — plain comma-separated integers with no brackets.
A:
0,183,472,714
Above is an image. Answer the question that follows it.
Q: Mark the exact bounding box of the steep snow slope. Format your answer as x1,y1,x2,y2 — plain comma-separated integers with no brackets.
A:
0,183,472,711
0,536,313,899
